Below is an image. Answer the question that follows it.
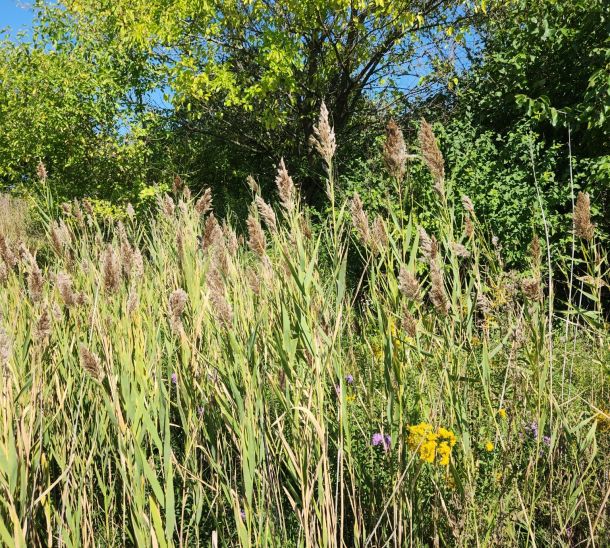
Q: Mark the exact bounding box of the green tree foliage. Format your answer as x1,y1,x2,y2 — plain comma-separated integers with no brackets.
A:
0,5,158,207
60,0,483,200
450,0,610,248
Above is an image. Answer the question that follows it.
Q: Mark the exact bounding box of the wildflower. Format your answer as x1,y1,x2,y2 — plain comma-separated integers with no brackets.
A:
498,408,507,419
543,435,551,447
436,442,451,466
346,374,354,385
485,441,494,452
526,421,539,439
371,432,391,451
420,440,436,463
197,406,205,418
171,372,178,385
408,423,457,466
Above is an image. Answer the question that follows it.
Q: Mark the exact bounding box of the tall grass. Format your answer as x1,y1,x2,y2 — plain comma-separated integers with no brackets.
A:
0,112,609,546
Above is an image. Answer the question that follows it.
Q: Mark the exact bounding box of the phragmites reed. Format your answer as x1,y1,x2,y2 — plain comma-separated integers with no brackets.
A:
0,234,16,268
160,194,175,217
117,222,134,277
309,101,336,170
398,267,420,301
126,288,139,315
371,217,388,254
573,191,594,241
402,308,417,338
207,265,233,327
126,203,136,220
247,214,266,257
255,196,278,233
79,344,102,380
195,188,213,215
350,193,371,245
36,308,52,340
202,213,223,253
168,288,188,334
275,159,295,214
246,266,261,295
102,245,121,294
452,242,471,259
476,292,491,315
132,247,144,280
36,160,47,182
429,259,449,315
522,277,542,301
461,195,475,215
383,119,407,180
0,325,10,370
82,198,94,215
418,226,436,261
172,175,184,194
26,255,44,302
56,272,77,307
222,221,239,257
418,119,445,199
247,175,260,195
529,234,541,268
464,215,474,238
72,199,85,228
0,260,7,284
50,220,71,257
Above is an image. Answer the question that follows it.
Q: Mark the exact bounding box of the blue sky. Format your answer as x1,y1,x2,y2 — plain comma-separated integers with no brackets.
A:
0,1,35,38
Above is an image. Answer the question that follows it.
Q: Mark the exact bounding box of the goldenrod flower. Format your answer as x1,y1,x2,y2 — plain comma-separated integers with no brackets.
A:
498,408,507,419
485,441,494,452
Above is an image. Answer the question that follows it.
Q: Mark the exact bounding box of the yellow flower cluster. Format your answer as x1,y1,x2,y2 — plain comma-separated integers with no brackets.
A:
407,423,457,466
596,409,610,432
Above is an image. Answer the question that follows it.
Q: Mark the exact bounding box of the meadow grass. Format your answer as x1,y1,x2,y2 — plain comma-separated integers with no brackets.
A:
0,114,609,546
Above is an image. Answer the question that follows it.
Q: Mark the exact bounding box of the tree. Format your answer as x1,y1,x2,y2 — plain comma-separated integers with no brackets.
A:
60,0,482,201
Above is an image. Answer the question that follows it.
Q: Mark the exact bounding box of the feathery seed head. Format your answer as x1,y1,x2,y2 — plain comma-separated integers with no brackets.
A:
419,119,445,199
310,101,336,169
384,119,407,180
247,214,266,257
574,191,594,241
195,188,213,215
399,267,420,301
275,159,295,214
255,196,277,233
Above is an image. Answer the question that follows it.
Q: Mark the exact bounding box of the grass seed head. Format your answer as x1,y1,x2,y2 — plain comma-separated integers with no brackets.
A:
574,191,594,241
384,119,407,180
419,119,445,199
275,159,295,214
310,101,336,169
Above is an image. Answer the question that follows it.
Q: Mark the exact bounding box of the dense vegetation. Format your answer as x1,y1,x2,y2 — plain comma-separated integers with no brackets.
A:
1,0,609,545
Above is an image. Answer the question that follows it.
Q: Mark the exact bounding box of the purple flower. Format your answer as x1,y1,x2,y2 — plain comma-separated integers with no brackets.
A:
346,374,354,385
197,406,205,418
239,510,246,519
543,435,551,447
335,384,341,397
371,432,391,451
171,372,178,385
526,421,538,439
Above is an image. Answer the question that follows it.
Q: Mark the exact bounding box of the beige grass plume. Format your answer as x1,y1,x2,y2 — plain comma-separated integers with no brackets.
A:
521,277,542,301
275,159,295,214
384,119,407,180
102,245,121,294
35,308,52,340
255,196,278,233
202,213,223,252
79,344,102,380
310,101,336,170
573,191,594,241
207,265,233,327
419,119,445,200
168,288,188,334
36,161,47,182
429,259,449,315
195,188,213,215
371,217,388,254
247,214,266,257
350,193,371,245
398,267,420,301
56,272,77,307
